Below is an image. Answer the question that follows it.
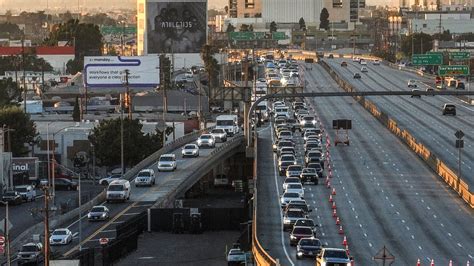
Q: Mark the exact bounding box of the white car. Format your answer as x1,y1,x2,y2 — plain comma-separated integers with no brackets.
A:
99,174,122,186
15,185,36,202
49,229,73,245
197,134,216,148
210,128,227,142
227,248,246,263
157,154,177,171
182,144,199,158
280,192,303,208
373,59,380,65
283,177,302,191
408,79,417,88
135,168,156,186
361,66,368,73
285,183,305,198
360,60,367,65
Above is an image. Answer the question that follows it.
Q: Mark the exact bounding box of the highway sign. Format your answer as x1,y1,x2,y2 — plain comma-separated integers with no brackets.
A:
229,32,254,41
0,219,13,233
272,32,287,40
412,54,443,65
449,52,470,60
99,238,109,245
438,65,470,76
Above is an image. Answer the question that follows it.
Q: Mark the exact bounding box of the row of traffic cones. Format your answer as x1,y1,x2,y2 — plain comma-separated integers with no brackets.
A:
416,258,470,265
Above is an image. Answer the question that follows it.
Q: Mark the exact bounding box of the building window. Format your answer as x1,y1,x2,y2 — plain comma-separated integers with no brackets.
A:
333,0,343,8
423,24,427,28
244,13,250,18
245,0,255,9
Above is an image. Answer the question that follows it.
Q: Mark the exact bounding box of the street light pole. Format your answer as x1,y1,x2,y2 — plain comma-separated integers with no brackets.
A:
1,200,11,266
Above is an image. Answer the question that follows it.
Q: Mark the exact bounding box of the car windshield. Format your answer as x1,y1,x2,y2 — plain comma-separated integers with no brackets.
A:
281,161,294,167
4,191,16,196
324,250,349,259
138,171,151,177
280,131,291,136
53,230,68,236
21,245,38,252
307,164,322,170
216,120,234,126
200,135,212,139
281,155,295,161
288,184,302,189
300,239,320,246
284,192,300,198
15,187,27,192
287,210,304,217
285,178,300,184
91,207,105,212
160,156,174,162
108,184,123,191
308,152,321,157
212,129,225,133
292,227,313,234
288,165,302,171
295,219,315,227
229,249,244,255
303,168,316,173
184,145,196,149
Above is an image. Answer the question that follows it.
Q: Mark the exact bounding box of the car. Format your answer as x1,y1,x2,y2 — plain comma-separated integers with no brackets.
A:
316,248,352,266
407,79,417,88
300,168,319,184
285,183,305,198
135,168,156,186
99,174,122,186
87,205,110,221
373,59,380,65
328,54,334,59
285,200,312,215
157,154,177,171
283,208,308,231
290,226,315,246
297,238,323,259
54,178,78,191
360,60,367,65
300,116,317,127
278,130,293,140
182,144,199,158
340,61,348,67
442,103,456,116
273,139,294,153
279,154,296,165
426,87,435,96
1,190,23,205
352,57,360,62
410,89,421,98
294,218,318,234
14,185,36,202
49,228,73,245
456,81,465,90
17,242,43,265
227,248,246,265
360,66,368,73
283,177,302,191
303,131,320,141
210,128,227,142
279,146,296,156
286,165,303,178
197,134,216,148
305,150,323,165
106,179,131,202
304,141,322,153
280,192,303,208
279,161,296,176
353,73,361,79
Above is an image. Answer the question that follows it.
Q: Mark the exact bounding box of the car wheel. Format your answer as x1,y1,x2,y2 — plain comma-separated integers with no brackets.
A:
296,254,301,260
67,186,72,191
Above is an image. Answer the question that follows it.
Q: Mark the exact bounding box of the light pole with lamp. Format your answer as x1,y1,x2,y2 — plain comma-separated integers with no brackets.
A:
1,199,11,266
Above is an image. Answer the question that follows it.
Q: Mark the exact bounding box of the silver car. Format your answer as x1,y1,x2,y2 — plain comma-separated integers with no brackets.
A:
87,206,110,221
49,229,73,245
197,134,216,148
182,144,199,157
210,128,227,142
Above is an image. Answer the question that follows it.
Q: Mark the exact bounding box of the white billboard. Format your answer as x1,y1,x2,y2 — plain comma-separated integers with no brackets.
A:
84,56,160,88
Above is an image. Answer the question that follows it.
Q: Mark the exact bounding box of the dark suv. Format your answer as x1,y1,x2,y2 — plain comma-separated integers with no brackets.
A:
297,237,322,259
442,104,456,116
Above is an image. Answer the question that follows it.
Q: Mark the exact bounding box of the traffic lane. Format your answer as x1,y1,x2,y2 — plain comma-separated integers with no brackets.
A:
308,64,474,264
332,60,474,187
54,137,233,255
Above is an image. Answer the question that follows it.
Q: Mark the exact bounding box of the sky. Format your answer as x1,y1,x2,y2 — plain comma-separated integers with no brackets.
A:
0,0,396,11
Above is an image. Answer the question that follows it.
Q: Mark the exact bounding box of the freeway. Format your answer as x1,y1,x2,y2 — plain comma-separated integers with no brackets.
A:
6,133,239,262
325,58,474,188
256,62,474,265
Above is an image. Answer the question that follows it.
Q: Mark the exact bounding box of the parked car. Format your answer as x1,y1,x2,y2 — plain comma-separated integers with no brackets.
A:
15,185,36,202
17,242,43,265
157,154,177,171
49,228,73,245
87,205,110,221
1,190,23,205
54,178,78,191
99,174,122,186
181,144,199,158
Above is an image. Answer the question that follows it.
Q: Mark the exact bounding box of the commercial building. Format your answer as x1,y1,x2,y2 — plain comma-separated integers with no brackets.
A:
228,0,262,18
0,46,74,73
136,0,208,70
262,0,323,23
408,11,474,34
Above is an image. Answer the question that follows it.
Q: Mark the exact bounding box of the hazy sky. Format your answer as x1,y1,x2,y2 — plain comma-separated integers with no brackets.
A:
0,0,397,11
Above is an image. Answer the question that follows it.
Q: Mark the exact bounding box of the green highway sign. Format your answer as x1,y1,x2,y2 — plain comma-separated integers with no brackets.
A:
449,52,470,60
412,54,443,65
100,26,136,35
272,32,287,40
438,65,470,76
229,31,287,41
229,32,254,40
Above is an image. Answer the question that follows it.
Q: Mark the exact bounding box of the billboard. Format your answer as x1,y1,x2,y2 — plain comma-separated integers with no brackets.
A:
12,157,39,182
146,0,207,54
84,56,160,88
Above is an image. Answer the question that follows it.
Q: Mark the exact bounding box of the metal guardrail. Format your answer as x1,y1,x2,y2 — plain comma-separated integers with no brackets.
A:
320,59,473,208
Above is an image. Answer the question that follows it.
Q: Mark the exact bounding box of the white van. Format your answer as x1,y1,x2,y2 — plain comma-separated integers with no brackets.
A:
216,115,240,137
157,154,177,171
256,101,269,121
106,180,131,203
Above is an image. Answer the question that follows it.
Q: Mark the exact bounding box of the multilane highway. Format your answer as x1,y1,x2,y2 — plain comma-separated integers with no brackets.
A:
256,62,474,265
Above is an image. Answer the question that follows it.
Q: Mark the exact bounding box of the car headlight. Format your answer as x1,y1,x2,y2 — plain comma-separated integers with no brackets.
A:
297,251,303,256
87,213,91,218
101,213,107,217
290,235,297,240
284,218,291,224
197,139,202,144
312,120,317,124
209,139,214,143
301,120,306,125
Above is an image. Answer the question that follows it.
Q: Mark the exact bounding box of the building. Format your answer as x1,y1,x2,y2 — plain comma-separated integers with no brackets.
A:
408,11,474,34
0,46,74,73
262,0,323,23
136,0,208,70
228,0,262,18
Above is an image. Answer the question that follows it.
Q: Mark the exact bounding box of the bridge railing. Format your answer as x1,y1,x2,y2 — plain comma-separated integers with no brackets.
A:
251,133,277,266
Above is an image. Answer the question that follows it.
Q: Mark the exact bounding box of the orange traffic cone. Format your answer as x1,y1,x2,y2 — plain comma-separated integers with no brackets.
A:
339,225,344,235
430,259,434,266
467,260,470,266
332,188,336,195
332,201,336,209
345,244,350,255
336,217,340,225
325,176,330,184
327,181,331,188
332,209,337,217
342,236,347,245
329,194,333,202
416,259,421,266
448,260,452,266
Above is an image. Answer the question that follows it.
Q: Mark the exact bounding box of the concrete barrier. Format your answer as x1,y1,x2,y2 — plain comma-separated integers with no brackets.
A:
251,133,277,266
320,59,473,208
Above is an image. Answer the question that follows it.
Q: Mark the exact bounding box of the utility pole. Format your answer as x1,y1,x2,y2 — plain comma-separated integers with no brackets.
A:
43,187,50,266
124,69,132,120
120,93,124,177
21,33,26,113
3,200,11,266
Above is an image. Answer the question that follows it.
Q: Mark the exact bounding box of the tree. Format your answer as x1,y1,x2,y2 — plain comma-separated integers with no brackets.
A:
269,21,277,33
88,118,171,167
66,57,84,75
299,17,306,31
239,24,253,32
0,22,21,38
0,106,37,156
320,8,330,30
200,44,219,94
432,30,452,41
72,96,80,122
226,23,235,33
0,78,20,106
224,6,229,14
0,55,53,76
400,32,433,57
